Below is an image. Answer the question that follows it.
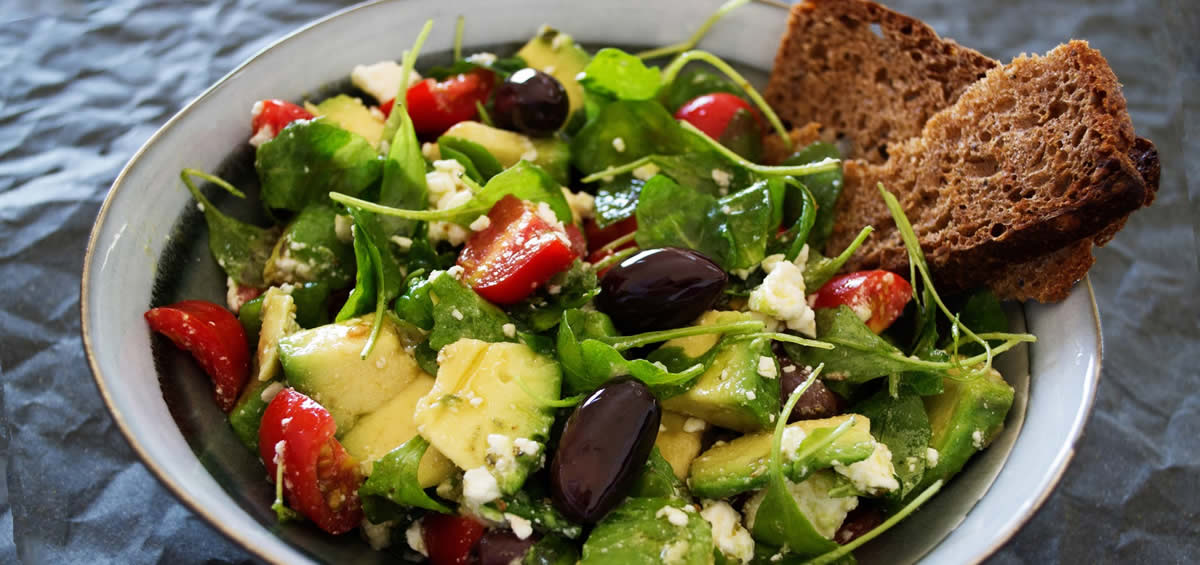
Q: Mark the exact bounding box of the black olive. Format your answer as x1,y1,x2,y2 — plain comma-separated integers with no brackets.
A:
550,378,661,524
595,247,728,334
492,68,569,136
478,529,538,565
777,348,844,421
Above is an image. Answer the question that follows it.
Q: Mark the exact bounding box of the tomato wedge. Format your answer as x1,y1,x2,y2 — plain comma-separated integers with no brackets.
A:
583,217,637,275
258,389,363,535
251,99,313,141
674,93,760,140
422,513,487,565
457,195,579,305
144,300,250,412
406,69,495,135
812,270,913,333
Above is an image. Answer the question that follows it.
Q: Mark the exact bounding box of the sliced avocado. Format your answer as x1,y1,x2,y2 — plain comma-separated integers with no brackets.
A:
253,286,299,383
914,367,1014,497
238,282,332,347
305,94,386,147
340,373,456,488
278,314,427,433
655,411,707,481
441,121,570,184
413,338,560,494
516,26,590,118
657,312,779,433
263,203,355,288
580,497,713,565
687,414,876,499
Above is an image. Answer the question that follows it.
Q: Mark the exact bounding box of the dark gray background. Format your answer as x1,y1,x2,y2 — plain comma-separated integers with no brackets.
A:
1,0,1196,563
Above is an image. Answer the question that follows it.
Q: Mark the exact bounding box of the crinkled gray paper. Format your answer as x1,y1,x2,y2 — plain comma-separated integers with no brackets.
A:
1,0,1196,563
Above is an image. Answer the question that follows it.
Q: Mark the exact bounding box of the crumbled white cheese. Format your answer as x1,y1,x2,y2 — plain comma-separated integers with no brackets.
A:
469,215,492,231
405,519,428,557
757,356,778,379
701,500,755,564
748,247,817,337
248,125,274,147
334,214,354,243
390,235,413,250
351,60,421,103
743,471,857,540
426,159,474,245
746,390,757,400
612,137,626,152
656,505,690,527
711,169,732,189
259,381,284,403
682,417,707,433
462,467,501,507
535,201,561,227
361,519,393,550
513,437,541,456
661,540,690,564
421,141,440,161
833,443,900,495
451,308,464,321
781,427,808,458
466,52,498,66
562,187,596,223
972,429,985,449
486,434,517,473
547,284,562,295
505,513,534,540
502,323,517,338
632,163,661,181
469,396,483,407
926,447,940,467
446,265,465,280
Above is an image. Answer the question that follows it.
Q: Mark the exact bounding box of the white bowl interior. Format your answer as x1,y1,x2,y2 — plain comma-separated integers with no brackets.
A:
82,1,1100,563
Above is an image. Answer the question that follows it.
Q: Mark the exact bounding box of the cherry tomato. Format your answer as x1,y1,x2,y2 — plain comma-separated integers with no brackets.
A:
457,195,579,305
674,93,760,140
251,99,313,139
144,300,250,412
583,217,638,276
258,388,363,535
564,224,588,258
422,513,487,565
379,97,395,118
406,69,495,135
812,270,913,333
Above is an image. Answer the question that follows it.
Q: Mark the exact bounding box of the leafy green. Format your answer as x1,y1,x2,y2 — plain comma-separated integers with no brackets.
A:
578,48,662,100
427,271,519,350
264,203,355,288
358,436,452,514
480,488,583,540
335,225,377,321
628,447,690,501
337,208,404,359
570,100,690,175
782,142,844,249
394,274,435,331
784,306,930,384
438,135,504,181
949,290,1009,356
650,152,760,196
854,387,932,498
506,260,599,333
658,69,744,112
523,535,581,565
425,55,527,80
802,226,873,290
802,480,944,565
255,119,382,212
180,169,279,288
592,175,644,227
580,497,714,565
718,108,764,162
380,20,432,146
377,108,429,238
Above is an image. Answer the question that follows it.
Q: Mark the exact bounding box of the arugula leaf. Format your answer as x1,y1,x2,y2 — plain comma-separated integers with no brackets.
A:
658,68,744,112
578,48,662,100
506,260,599,333
556,309,708,396
335,230,377,322
569,100,690,175
255,119,382,212
802,225,873,290
358,436,452,514
424,55,527,80
180,169,279,288
782,142,843,249
438,135,504,181
377,109,428,238
343,208,405,358
854,387,932,499
427,271,519,350
380,20,432,146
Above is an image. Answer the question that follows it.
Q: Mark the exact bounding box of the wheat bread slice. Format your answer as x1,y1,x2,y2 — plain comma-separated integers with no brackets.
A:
764,0,997,164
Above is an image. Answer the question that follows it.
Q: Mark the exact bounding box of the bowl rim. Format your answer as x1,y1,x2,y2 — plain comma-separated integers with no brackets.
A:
80,1,1103,563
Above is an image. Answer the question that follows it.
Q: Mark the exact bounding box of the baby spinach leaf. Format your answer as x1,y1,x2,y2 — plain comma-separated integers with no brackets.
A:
854,388,932,499
658,69,744,112
523,534,581,565
438,135,504,181
581,497,714,565
593,175,644,227
717,108,763,162
378,110,428,238
394,274,435,331
578,48,662,101
718,179,778,270
180,169,278,288
782,142,843,249
427,271,518,350
556,309,708,396
628,447,690,501
651,152,759,197
506,260,599,333
770,178,816,262
570,100,689,175
480,488,583,540
949,290,1009,356
783,306,927,383
335,227,377,322
437,143,484,184
342,208,405,358
425,55,526,80
263,203,355,288
358,435,452,514
255,119,382,212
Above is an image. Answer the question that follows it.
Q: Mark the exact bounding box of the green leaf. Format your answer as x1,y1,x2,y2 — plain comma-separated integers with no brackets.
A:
358,436,452,514
378,110,429,237
479,488,583,540
523,534,581,565
570,100,690,175
854,387,932,499
427,271,519,351
505,260,600,333
180,169,279,288
784,306,927,384
628,447,690,501
264,203,355,288
782,142,843,249
425,55,527,80
658,69,744,112
335,226,377,321
650,152,760,197
593,175,644,227
580,498,714,565
438,135,504,181
717,108,764,162
255,119,382,212
802,226,873,290
578,48,662,100
949,290,1009,356
338,208,405,358
556,309,708,396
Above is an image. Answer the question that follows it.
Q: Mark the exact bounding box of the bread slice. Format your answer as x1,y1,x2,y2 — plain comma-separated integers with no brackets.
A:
764,0,997,164
823,41,1153,299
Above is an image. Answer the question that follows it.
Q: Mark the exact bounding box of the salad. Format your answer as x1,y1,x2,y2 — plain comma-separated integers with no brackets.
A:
145,4,1037,564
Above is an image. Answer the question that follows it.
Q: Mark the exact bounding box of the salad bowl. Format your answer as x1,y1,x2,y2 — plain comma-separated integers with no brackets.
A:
81,0,1102,563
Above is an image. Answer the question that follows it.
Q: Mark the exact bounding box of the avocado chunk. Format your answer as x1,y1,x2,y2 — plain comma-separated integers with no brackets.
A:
339,373,455,488
413,338,560,494
655,411,708,480
305,94,386,147
252,286,300,384
441,121,570,184
278,314,428,433
657,311,780,432
263,203,356,288
580,497,713,565
516,26,590,118
687,414,876,500
914,367,1014,496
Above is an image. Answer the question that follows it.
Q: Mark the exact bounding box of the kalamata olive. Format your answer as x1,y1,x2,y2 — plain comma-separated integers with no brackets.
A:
834,505,885,545
492,68,569,136
478,529,538,565
595,247,728,335
550,378,661,524
779,362,844,422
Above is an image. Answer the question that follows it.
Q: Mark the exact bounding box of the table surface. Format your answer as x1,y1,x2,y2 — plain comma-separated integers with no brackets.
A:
2,0,1197,563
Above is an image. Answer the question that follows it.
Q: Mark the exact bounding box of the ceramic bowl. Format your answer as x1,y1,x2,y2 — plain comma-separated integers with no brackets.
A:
82,1,1102,563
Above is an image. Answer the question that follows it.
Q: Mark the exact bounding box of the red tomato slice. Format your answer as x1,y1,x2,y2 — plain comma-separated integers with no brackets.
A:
583,216,638,254
379,98,395,118
406,69,495,135
457,195,579,305
144,300,250,412
564,224,588,258
812,270,913,333
258,389,363,535
251,99,314,139
674,93,761,140
422,513,487,565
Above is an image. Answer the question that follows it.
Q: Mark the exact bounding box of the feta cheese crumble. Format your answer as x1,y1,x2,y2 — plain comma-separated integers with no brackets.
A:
682,417,707,433
361,519,393,550
612,137,626,152
426,159,473,245
405,520,428,556
700,500,755,563
972,429,985,449
926,447,940,467
656,505,690,527
469,215,492,231
505,513,534,540
562,187,596,223
462,467,502,507
748,247,817,337
781,426,808,458
757,356,778,379
502,323,517,338
711,168,732,189
632,163,661,180
351,61,421,104
833,443,900,495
